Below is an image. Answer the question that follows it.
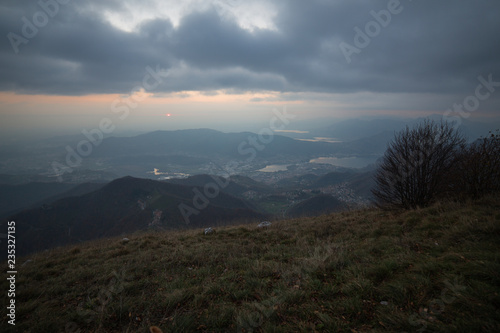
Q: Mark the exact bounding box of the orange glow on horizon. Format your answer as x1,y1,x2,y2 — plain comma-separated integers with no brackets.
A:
0,92,121,105
0,90,300,111
143,91,301,105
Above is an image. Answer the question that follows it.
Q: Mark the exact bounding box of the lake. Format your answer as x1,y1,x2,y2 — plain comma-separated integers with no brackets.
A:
309,156,380,169
147,168,189,179
257,164,290,172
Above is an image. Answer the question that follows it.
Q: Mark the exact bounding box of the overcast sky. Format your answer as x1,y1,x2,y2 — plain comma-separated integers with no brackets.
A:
1,0,499,137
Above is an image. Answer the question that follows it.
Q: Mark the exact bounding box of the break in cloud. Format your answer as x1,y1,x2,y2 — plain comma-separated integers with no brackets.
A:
1,0,500,111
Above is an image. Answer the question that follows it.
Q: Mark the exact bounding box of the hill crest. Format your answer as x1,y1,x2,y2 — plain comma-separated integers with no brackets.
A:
2,196,498,332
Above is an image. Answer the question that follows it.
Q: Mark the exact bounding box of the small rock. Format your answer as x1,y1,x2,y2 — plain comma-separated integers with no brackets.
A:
204,227,215,235
257,221,272,228
122,238,130,243
21,259,32,267
380,301,389,306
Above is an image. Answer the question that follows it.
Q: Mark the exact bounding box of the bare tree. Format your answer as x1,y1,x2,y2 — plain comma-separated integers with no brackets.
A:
372,119,466,209
448,129,500,199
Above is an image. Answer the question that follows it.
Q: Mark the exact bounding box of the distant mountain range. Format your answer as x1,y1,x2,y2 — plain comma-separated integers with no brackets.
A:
91,128,342,160
3,116,491,183
0,181,106,218
313,118,410,141
6,119,467,257
311,116,495,142
3,176,267,257
3,167,376,257
86,120,492,176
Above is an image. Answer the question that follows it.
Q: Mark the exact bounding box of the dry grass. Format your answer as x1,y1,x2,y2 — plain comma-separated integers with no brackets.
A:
1,196,500,332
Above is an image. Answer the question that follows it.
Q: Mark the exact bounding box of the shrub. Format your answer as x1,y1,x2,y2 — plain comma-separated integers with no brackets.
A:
372,119,466,209
448,129,500,199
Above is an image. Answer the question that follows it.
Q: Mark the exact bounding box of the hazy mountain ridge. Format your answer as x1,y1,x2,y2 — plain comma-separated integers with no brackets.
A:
1,118,492,182
311,116,495,143
3,176,267,257
0,182,76,218
0,181,108,219
91,128,343,160
313,118,410,141
3,166,378,257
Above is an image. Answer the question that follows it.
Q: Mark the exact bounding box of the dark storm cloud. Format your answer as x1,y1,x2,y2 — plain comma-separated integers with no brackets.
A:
1,0,500,97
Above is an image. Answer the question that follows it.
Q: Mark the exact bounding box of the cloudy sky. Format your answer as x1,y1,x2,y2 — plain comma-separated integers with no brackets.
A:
1,0,500,138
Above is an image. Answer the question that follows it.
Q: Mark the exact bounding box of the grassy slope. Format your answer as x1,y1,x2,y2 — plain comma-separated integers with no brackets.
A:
1,196,500,332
